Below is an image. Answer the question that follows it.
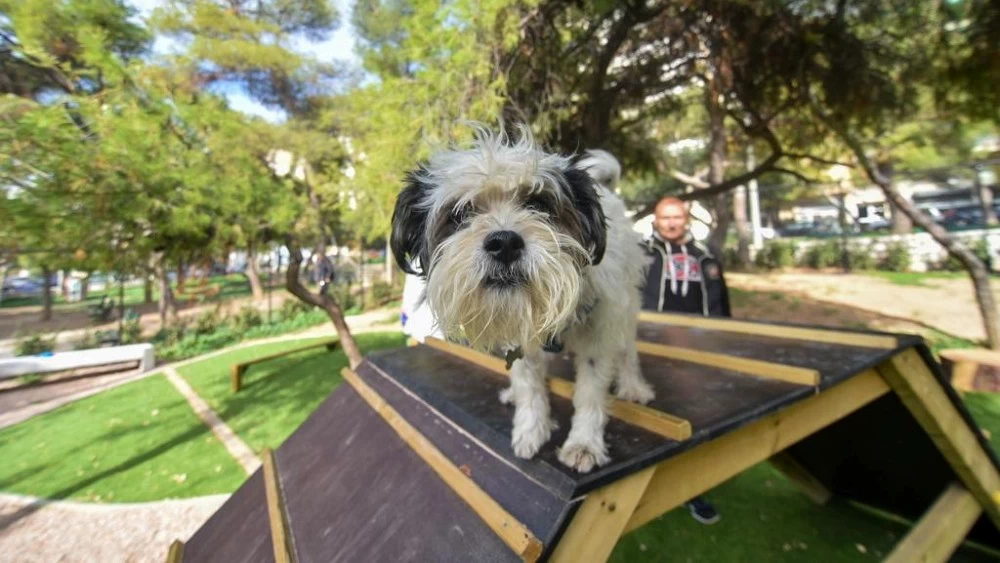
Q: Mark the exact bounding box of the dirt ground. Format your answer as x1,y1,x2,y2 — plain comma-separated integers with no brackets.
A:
726,270,994,344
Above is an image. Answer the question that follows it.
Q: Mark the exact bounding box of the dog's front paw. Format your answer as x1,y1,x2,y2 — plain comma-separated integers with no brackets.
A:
616,378,655,405
558,438,610,473
511,419,552,459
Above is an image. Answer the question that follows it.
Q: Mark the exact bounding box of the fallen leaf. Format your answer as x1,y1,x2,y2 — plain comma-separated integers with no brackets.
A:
639,544,648,552
856,544,867,554
459,464,472,477
171,473,188,484
783,543,792,552
151,409,159,416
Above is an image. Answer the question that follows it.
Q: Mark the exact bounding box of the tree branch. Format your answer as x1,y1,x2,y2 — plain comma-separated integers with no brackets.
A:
783,152,854,167
771,166,819,184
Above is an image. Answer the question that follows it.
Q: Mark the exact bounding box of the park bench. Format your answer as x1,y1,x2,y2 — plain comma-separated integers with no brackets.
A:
0,343,156,380
231,338,339,392
940,348,1000,393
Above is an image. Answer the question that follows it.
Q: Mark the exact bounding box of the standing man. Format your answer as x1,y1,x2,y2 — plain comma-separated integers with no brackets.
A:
640,196,732,525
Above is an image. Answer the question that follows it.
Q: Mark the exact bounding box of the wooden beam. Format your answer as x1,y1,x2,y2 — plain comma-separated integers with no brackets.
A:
877,349,1000,532
768,452,832,505
262,448,297,563
939,348,1000,367
949,361,978,394
624,369,889,533
885,482,982,563
638,311,898,349
166,540,184,563
423,337,692,441
550,467,656,563
636,341,820,386
231,338,339,393
342,367,544,562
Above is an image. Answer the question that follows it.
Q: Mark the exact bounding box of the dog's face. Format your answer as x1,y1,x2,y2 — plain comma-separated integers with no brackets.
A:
390,127,608,351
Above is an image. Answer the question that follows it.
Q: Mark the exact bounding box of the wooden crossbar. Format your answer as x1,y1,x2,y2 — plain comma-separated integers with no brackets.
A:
262,448,297,563
885,482,982,563
423,337,692,441
635,341,820,386
342,367,544,562
231,338,339,392
638,310,899,349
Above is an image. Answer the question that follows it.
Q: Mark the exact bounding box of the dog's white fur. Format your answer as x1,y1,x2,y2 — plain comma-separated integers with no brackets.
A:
395,124,654,472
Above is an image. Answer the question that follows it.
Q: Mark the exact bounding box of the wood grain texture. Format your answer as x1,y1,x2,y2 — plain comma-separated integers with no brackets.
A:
549,468,655,563
638,310,898,349
768,452,832,505
885,482,982,563
342,367,544,562
636,340,820,386
262,448,296,563
625,370,889,533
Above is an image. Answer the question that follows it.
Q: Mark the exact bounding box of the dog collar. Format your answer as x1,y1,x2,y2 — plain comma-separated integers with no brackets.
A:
503,298,600,370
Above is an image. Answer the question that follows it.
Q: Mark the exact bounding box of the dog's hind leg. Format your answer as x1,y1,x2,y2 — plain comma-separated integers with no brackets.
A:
558,354,614,473
508,348,554,460
614,346,655,404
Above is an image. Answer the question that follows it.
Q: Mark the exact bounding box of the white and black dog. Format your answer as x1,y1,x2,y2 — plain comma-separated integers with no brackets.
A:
390,124,654,473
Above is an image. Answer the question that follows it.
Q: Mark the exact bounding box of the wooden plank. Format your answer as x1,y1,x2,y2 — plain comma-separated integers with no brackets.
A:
262,448,297,563
950,361,978,394
342,367,544,562
940,348,1000,367
423,337,692,441
877,349,1000,532
166,540,184,563
638,310,898,349
635,341,821,387
231,338,338,393
625,369,890,533
885,482,982,563
549,467,655,563
768,452,832,505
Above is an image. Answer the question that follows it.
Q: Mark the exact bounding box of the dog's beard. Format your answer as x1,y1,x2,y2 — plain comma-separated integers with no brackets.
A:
425,213,587,352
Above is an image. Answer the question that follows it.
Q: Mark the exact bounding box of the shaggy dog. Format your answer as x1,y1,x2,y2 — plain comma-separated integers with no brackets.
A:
390,124,654,473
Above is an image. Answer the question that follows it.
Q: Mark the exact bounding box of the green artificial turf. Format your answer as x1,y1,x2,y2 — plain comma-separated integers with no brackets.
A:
176,332,407,453
0,374,246,502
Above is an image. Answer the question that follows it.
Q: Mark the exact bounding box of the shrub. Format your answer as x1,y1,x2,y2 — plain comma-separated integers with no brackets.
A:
754,240,797,270
152,319,188,347
879,241,912,272
280,298,313,321
120,314,143,344
193,306,226,336
331,285,356,312
847,244,877,271
372,281,395,305
74,330,100,351
231,305,263,334
802,240,841,269
939,237,991,272
15,332,57,356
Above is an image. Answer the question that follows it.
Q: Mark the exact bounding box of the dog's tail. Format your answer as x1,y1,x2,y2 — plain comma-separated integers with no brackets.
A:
577,149,621,189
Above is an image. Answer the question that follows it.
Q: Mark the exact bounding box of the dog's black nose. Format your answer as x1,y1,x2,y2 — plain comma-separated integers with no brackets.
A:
483,230,525,265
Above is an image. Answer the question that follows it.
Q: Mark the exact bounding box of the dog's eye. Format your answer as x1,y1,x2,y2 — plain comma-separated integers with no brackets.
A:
524,196,552,215
449,202,473,225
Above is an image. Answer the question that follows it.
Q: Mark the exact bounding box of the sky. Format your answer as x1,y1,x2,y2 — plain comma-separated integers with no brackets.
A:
126,0,361,123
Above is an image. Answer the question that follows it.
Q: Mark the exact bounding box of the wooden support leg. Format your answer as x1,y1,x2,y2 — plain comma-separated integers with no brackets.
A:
885,482,982,563
231,365,244,393
166,540,184,563
950,360,978,394
877,349,1000,531
768,452,832,505
550,467,655,563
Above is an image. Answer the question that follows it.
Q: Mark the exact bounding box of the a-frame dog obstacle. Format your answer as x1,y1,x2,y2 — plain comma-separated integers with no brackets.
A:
168,312,1000,562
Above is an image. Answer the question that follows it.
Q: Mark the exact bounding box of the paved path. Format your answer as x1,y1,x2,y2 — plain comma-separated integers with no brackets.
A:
0,493,227,563
164,366,261,475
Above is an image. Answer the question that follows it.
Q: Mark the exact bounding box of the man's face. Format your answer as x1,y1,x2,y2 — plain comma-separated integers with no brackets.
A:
654,202,689,243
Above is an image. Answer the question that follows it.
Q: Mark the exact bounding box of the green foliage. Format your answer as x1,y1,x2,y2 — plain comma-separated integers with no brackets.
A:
120,314,143,344
14,332,57,356
73,330,100,351
802,240,841,269
879,241,912,273
280,298,314,321
193,307,226,336
939,238,991,271
371,281,395,304
754,241,797,270
231,305,264,334
847,244,877,271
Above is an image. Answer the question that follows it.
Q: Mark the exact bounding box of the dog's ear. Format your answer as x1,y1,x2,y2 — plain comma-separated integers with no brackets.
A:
390,169,432,276
562,167,608,265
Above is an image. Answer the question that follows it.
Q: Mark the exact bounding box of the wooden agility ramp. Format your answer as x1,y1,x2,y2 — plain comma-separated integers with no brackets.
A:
168,312,1000,562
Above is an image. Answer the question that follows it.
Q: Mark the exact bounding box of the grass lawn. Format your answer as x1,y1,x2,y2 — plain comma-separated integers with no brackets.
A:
0,274,254,310
867,270,971,287
0,374,246,502
176,331,407,453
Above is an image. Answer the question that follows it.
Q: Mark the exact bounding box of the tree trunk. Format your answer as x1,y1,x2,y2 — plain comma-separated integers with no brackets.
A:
705,71,728,257
879,161,913,235
144,274,153,304
81,273,90,301
818,112,1000,348
176,258,186,294
245,243,264,300
285,236,363,368
733,185,751,268
154,254,176,323
41,264,52,322
975,166,998,227
61,269,71,299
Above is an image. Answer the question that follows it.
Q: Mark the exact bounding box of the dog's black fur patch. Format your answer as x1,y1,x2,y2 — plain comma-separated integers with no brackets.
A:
390,167,433,276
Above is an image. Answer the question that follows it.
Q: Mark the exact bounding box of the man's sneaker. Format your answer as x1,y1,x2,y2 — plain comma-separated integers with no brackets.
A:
686,497,720,525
